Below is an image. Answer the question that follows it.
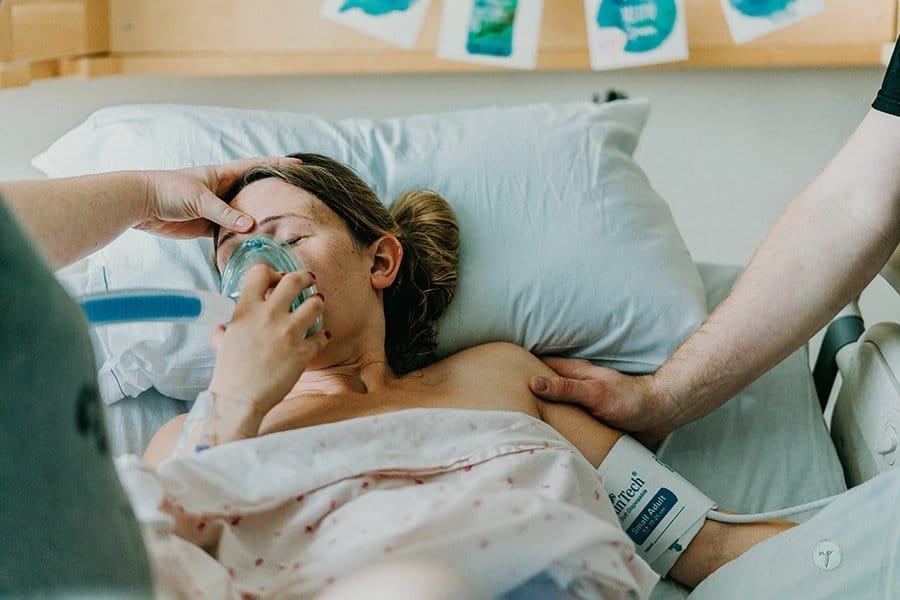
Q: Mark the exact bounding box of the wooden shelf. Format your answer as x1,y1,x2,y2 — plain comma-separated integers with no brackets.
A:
2,0,897,89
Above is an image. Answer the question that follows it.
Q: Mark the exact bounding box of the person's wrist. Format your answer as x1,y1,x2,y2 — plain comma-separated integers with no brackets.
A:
208,388,264,445
133,170,156,227
642,374,680,439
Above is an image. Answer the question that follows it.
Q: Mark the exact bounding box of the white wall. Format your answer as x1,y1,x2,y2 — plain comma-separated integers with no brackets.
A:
1,68,896,352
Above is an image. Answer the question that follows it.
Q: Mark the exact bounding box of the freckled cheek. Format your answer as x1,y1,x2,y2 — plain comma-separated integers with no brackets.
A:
295,258,333,303
298,241,363,301
291,249,321,278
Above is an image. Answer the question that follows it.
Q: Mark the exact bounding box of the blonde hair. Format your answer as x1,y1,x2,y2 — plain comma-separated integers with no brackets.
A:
224,153,459,374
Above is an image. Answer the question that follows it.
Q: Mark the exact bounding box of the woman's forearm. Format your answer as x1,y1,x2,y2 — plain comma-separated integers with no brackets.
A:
656,109,900,428
0,171,149,269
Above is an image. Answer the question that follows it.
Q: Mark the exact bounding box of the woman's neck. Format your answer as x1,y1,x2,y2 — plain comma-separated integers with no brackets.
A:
293,347,397,396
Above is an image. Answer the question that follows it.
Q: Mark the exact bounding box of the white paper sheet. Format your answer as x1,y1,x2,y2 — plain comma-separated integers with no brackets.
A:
585,0,689,71
720,0,824,45
437,0,545,70
321,0,432,49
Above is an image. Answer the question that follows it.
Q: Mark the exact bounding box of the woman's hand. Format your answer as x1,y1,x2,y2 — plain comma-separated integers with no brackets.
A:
206,265,329,444
135,157,302,239
529,357,675,443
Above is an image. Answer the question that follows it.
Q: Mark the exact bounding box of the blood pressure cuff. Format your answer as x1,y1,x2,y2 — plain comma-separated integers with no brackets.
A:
598,436,716,575
873,35,900,116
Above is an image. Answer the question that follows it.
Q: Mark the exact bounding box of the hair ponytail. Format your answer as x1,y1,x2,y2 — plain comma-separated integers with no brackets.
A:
385,189,459,373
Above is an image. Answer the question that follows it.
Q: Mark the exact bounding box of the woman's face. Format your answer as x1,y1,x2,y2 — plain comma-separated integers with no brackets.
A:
215,178,381,353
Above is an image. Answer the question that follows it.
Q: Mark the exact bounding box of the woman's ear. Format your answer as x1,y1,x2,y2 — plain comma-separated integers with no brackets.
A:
369,236,403,290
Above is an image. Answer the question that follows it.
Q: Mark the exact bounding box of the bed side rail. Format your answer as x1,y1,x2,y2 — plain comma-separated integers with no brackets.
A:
826,317,900,488
813,301,866,410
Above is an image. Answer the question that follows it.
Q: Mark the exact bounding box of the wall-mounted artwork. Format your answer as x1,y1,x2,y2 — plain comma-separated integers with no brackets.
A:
585,0,689,71
437,0,545,70
321,0,432,49
720,0,824,44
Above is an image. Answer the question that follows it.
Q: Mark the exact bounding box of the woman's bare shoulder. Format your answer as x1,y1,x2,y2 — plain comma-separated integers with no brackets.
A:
426,342,558,397
143,413,187,468
417,343,546,417
435,342,554,376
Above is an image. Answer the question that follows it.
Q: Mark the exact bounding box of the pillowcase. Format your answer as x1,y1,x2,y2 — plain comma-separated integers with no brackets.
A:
36,100,707,404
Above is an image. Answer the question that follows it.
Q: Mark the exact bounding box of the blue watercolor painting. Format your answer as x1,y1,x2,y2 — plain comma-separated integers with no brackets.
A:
339,0,419,16
597,0,677,53
730,0,793,17
466,0,518,57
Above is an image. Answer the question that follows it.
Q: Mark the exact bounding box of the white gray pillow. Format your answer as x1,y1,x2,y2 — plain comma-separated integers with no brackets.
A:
37,100,707,403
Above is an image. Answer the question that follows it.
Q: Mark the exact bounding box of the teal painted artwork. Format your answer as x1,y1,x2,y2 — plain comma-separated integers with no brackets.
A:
597,0,678,53
466,0,518,58
339,0,419,16
730,0,793,17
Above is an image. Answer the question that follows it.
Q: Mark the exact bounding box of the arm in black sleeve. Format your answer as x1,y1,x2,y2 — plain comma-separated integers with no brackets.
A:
873,35,900,116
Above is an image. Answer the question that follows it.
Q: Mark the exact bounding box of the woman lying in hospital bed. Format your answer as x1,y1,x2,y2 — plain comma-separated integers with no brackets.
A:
136,154,796,599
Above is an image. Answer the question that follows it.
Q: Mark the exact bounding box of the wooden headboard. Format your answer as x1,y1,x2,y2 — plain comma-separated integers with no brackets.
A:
1,0,897,89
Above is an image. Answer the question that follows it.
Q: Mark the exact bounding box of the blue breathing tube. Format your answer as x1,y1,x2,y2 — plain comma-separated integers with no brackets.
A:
78,236,323,335
79,288,236,326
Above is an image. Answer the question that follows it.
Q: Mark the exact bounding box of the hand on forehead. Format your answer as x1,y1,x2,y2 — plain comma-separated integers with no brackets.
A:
215,179,332,267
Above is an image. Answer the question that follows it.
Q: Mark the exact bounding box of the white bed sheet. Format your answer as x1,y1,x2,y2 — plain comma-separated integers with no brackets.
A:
99,262,847,598
119,409,657,599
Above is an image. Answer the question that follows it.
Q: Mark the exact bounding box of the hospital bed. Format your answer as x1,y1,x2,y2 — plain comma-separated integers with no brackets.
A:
41,99,898,599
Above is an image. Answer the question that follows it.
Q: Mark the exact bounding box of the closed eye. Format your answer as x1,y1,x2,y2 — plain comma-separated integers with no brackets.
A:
286,236,305,245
